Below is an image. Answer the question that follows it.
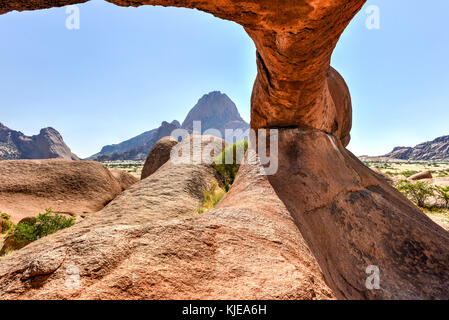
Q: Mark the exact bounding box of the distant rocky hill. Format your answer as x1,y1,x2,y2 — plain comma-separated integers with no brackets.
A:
90,91,249,161
182,91,249,138
0,122,79,160
92,121,181,161
383,135,449,161
93,129,159,157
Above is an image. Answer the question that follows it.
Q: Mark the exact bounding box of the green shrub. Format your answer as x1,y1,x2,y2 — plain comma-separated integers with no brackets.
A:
213,140,248,191
5,209,75,251
437,171,449,177
1,212,14,234
197,181,226,214
395,180,435,207
435,186,449,209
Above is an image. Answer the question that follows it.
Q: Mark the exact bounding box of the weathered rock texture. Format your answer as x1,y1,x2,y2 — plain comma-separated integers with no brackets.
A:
0,122,79,160
0,139,334,299
2,0,449,300
109,169,139,191
267,129,449,299
0,160,122,223
141,136,178,179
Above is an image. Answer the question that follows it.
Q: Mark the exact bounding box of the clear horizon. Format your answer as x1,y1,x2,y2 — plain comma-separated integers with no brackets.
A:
1,0,448,158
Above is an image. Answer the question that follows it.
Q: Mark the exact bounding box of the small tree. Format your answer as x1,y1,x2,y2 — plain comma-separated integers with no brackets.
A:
435,186,449,209
3,209,75,253
213,140,248,191
395,180,435,208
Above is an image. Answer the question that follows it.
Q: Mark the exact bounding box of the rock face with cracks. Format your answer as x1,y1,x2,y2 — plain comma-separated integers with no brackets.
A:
1,0,449,300
267,129,449,299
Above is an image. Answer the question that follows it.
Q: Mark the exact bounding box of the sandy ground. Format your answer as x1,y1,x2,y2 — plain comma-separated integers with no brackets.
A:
102,161,144,178
362,159,449,178
363,160,449,229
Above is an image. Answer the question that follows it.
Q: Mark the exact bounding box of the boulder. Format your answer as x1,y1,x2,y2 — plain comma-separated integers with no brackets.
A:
109,169,139,191
371,168,394,185
0,136,334,299
0,160,122,223
2,0,449,300
267,129,449,299
327,67,353,146
409,171,433,181
141,136,178,179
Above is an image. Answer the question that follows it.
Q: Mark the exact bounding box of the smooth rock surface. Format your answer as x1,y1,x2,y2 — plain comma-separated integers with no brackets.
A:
0,144,334,299
141,136,178,180
410,171,433,181
0,160,122,222
110,169,139,191
267,129,449,299
384,135,449,161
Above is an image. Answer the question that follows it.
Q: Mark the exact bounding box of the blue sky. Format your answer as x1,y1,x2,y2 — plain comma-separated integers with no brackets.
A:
0,0,448,158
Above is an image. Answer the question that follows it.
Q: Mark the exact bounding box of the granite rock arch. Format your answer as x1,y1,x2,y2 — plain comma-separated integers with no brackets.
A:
1,0,449,299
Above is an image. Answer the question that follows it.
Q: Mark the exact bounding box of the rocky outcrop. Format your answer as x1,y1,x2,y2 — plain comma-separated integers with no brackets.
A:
267,129,449,299
384,136,449,161
181,91,249,140
141,136,178,179
371,168,394,185
89,129,159,160
109,169,139,191
91,91,250,161
92,121,181,161
0,122,79,160
0,160,122,223
409,171,433,181
2,0,449,300
327,67,353,147
0,145,334,299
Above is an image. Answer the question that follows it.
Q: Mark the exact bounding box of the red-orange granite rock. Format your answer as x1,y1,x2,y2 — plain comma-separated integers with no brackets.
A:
1,0,449,300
